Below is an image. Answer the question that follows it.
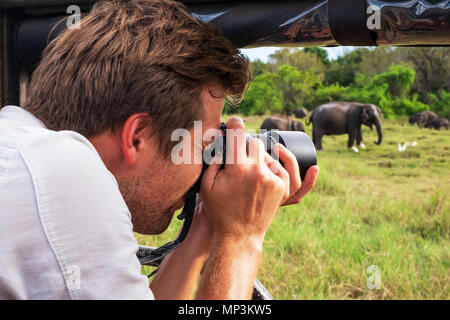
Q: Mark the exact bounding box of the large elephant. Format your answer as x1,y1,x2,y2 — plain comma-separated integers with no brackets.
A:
307,102,383,150
293,108,308,119
409,111,438,127
260,116,305,132
425,118,449,130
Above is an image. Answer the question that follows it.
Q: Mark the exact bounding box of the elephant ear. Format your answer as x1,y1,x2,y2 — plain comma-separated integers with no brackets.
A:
361,106,370,123
376,106,382,117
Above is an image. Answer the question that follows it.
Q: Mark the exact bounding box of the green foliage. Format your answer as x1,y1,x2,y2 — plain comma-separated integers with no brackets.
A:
304,84,349,109
240,65,321,115
369,64,416,99
304,47,329,66
324,48,369,86
268,48,325,81
239,73,281,116
380,97,429,117
242,48,448,118
250,59,271,78
429,90,450,119
275,65,321,115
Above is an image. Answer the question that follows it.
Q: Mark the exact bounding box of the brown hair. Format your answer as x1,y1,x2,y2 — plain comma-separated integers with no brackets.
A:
24,0,250,156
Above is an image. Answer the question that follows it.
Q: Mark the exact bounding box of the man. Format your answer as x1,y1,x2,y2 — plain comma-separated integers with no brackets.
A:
0,0,319,299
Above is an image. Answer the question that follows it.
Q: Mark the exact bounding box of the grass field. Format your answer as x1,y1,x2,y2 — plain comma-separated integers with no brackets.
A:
136,115,450,300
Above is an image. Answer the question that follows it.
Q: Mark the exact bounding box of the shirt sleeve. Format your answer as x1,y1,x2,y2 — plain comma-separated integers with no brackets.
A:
19,130,154,300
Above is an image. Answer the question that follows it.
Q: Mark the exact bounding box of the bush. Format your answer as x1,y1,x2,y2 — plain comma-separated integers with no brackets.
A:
305,84,349,109
243,57,432,118
239,65,321,116
369,64,416,99
429,90,450,119
381,96,429,117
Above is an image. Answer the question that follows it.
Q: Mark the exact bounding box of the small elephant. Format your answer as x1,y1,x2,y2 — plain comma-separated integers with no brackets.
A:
293,108,308,119
409,111,438,127
425,118,449,130
307,102,383,150
260,116,305,132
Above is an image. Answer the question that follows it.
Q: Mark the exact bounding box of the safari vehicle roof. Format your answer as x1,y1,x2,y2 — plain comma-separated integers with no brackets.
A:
1,0,449,106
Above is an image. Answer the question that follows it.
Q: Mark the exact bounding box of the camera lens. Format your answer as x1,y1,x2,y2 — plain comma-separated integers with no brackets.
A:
204,124,317,181
249,131,317,180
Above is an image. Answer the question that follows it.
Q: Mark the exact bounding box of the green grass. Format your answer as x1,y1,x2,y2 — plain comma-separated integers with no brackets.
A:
136,115,450,300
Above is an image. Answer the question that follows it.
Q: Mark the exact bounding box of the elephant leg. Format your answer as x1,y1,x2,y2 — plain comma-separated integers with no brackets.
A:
348,129,357,148
315,131,324,150
312,128,317,147
356,128,365,149
356,128,363,145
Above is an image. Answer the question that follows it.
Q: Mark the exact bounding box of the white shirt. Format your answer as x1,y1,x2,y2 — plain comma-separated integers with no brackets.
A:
0,106,154,300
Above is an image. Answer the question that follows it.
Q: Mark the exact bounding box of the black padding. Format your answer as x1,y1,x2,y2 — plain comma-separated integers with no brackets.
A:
15,15,66,72
328,0,377,46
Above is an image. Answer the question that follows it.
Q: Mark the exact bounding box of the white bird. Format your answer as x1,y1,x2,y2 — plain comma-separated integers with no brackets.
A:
398,142,410,152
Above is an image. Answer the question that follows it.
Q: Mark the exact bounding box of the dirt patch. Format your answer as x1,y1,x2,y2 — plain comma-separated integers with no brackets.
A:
379,161,393,168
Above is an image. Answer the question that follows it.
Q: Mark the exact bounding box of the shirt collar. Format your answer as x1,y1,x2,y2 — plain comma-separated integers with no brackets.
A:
0,106,47,129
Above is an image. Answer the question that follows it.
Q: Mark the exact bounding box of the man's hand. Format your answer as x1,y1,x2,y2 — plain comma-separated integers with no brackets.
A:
200,117,290,243
195,117,291,299
273,143,320,206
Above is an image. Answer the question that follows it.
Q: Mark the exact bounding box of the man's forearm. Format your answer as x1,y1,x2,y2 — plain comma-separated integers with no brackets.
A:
195,234,263,300
150,231,210,299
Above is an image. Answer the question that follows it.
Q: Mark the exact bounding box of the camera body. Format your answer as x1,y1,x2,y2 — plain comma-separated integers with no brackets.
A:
205,123,317,181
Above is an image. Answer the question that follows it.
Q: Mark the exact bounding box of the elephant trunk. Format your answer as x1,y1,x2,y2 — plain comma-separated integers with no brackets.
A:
374,117,383,145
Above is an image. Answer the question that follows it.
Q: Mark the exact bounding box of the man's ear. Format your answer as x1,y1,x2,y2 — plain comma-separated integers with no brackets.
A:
120,113,151,166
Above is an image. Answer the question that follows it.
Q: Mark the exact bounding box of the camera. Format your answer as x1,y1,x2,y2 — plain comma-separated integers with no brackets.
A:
204,123,317,181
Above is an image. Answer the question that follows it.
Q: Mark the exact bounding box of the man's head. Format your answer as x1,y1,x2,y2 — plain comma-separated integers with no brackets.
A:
24,0,250,234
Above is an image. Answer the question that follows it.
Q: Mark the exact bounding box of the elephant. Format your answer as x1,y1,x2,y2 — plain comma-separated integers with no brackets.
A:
306,102,383,150
409,111,438,127
425,118,449,130
260,116,305,132
293,108,308,119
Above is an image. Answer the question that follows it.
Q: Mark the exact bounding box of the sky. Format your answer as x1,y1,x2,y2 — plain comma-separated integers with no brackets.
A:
240,46,357,62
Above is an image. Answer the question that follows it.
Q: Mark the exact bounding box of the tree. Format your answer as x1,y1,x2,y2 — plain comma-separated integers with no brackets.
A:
273,65,321,115
324,48,370,86
268,48,325,81
405,48,450,102
250,59,270,78
357,47,407,78
304,47,329,66
238,73,281,116
239,65,321,116
369,64,416,99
